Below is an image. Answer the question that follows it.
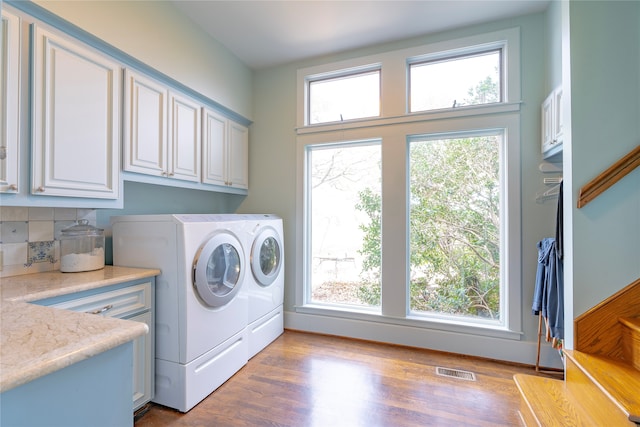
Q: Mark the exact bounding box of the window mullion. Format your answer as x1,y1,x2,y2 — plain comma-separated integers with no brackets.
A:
380,134,409,317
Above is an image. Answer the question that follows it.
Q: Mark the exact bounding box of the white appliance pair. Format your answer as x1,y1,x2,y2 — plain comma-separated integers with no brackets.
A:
111,214,284,413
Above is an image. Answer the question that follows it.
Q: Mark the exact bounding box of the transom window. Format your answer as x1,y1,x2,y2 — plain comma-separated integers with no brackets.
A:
307,69,380,125
409,49,502,113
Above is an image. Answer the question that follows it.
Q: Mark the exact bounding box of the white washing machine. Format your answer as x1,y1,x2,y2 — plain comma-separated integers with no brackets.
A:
111,214,249,412
242,214,285,358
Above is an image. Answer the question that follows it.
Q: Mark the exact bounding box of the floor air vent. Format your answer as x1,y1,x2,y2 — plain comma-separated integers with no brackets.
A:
435,367,477,381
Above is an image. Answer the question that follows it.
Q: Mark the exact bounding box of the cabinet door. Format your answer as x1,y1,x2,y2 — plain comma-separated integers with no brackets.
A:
168,91,201,182
228,120,249,189
202,108,228,186
31,24,120,199
129,310,154,411
552,87,563,145
541,92,554,154
0,9,20,193
45,281,154,411
123,70,168,176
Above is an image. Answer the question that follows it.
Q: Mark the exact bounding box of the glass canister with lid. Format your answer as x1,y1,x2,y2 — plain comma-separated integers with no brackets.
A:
59,220,105,272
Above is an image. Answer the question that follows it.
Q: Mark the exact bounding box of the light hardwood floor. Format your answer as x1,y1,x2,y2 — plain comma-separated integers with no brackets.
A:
135,330,560,426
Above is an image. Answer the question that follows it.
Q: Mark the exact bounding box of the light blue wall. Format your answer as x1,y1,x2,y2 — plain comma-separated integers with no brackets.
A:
562,0,640,347
241,12,558,364
98,182,245,264
545,0,563,92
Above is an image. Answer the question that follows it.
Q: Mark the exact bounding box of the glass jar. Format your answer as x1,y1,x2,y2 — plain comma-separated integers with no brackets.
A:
59,220,105,273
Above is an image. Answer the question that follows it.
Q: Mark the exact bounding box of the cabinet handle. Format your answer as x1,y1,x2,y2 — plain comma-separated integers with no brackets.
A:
87,304,113,315
35,186,45,193
168,172,174,177
8,184,17,191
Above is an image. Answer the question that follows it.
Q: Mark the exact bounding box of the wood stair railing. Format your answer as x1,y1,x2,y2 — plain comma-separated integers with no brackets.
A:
514,278,640,426
577,145,640,208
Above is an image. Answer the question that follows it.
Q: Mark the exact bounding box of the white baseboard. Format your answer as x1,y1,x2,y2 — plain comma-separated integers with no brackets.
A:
284,310,564,369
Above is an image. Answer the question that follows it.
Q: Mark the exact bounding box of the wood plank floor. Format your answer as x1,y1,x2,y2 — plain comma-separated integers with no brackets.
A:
135,330,560,427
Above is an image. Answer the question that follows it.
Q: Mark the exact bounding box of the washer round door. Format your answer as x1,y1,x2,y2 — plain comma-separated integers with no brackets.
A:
193,232,245,307
250,226,283,287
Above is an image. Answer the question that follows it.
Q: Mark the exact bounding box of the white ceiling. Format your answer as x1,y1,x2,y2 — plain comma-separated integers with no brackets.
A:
170,0,550,70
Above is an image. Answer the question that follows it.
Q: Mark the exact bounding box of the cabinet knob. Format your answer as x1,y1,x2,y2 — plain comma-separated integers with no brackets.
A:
8,184,17,191
35,186,45,193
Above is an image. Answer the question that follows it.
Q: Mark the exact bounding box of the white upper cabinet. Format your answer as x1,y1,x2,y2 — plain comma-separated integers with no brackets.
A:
1,9,21,194
123,69,201,183
227,120,249,189
541,86,563,159
168,91,201,182
202,108,248,189
123,70,167,177
31,24,121,199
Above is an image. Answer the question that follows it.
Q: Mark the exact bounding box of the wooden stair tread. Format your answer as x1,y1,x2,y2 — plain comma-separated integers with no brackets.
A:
620,316,640,332
514,373,608,426
565,349,640,423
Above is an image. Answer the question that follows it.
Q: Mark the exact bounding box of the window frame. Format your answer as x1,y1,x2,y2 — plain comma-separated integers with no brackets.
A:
296,28,521,131
408,47,503,113
306,66,382,125
295,28,522,340
406,128,508,325
303,138,383,310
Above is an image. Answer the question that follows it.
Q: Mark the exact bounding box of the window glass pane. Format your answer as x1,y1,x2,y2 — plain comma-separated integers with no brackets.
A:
309,70,380,124
408,134,501,321
308,142,381,308
410,50,501,112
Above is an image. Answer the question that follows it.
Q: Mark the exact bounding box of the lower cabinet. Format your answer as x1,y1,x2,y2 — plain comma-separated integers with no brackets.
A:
35,279,155,412
1,343,135,427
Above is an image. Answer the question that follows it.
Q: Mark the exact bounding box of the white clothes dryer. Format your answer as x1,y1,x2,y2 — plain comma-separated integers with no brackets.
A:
242,214,285,358
111,214,249,412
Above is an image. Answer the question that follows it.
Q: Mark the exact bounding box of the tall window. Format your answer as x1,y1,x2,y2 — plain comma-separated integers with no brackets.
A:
408,133,502,321
307,141,382,309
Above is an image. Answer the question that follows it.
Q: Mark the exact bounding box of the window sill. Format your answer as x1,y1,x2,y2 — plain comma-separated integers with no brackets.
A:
295,304,523,341
295,101,522,135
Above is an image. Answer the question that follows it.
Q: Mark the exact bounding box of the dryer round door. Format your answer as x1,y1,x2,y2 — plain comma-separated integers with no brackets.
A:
193,232,245,307
250,226,283,287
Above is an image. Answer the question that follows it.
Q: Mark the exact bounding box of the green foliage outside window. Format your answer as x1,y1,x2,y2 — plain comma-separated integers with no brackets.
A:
356,77,501,320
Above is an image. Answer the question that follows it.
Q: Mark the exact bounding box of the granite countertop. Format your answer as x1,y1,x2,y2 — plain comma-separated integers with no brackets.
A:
0,266,160,393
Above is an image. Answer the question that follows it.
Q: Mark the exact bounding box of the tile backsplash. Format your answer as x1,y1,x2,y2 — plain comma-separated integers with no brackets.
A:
0,207,97,277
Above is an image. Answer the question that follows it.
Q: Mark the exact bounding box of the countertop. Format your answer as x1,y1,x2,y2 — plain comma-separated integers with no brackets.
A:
0,266,160,392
